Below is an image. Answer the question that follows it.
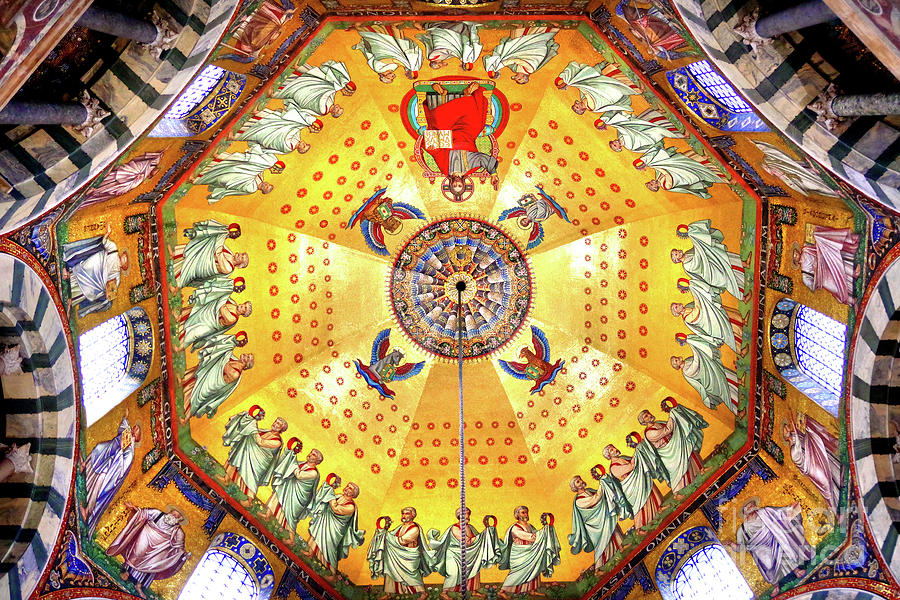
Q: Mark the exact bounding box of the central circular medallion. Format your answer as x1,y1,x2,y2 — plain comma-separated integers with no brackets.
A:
390,217,533,360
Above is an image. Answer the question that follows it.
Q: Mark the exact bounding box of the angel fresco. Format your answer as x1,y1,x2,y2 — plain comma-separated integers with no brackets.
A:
498,186,570,251
498,325,564,395
355,329,425,399
347,188,425,256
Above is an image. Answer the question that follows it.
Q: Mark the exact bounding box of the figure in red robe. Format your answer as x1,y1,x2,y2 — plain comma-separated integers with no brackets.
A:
421,82,499,201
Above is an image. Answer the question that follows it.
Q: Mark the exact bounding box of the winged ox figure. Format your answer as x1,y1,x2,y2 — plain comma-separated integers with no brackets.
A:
498,325,565,394
347,188,425,256
498,186,570,250
355,329,425,399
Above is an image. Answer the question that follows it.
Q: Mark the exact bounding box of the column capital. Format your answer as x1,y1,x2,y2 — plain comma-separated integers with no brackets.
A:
808,84,842,131
734,10,773,53
74,91,110,137
142,12,178,59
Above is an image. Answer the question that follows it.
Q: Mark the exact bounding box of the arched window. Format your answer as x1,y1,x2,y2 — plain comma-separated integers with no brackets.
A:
178,532,275,600
667,60,768,132
149,65,247,137
79,307,153,427
770,298,845,415
656,527,753,600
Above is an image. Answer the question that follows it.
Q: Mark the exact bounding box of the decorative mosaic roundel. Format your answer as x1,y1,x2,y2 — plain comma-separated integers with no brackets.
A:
390,217,532,360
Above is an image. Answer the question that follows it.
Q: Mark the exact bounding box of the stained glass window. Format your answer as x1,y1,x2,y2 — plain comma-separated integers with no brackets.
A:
794,305,846,400
178,549,258,600
78,308,152,426
79,315,131,427
672,544,753,600
685,61,753,113
166,65,227,119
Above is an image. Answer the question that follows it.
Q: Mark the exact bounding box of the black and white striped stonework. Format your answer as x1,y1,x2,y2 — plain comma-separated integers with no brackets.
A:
0,250,75,600
669,0,900,210
0,0,241,235
851,254,900,580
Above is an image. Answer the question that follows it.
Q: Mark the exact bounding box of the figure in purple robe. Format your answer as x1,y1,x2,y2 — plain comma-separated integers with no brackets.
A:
80,417,141,536
106,502,191,595
729,499,814,584
783,413,842,512
79,152,164,208
791,226,860,306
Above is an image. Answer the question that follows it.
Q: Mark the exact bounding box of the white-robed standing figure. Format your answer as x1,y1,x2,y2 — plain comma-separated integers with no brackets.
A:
106,502,191,596
174,287,251,352
484,27,559,84
604,443,665,532
728,499,814,584
671,334,742,416
498,506,561,598
221,409,287,506
753,141,840,198
367,507,434,600
418,22,483,71
172,220,247,289
353,26,423,83
555,61,640,115
194,144,284,204
62,223,129,317
266,445,323,544
181,333,253,421
568,474,629,572
634,142,727,199
598,108,684,154
671,278,743,352
234,104,323,154
638,399,708,497
306,479,366,579
783,413,842,511
81,415,141,536
274,60,355,117
429,507,502,599
671,219,746,301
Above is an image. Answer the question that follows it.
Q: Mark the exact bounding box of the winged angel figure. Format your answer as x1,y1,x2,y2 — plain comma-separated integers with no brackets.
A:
355,329,425,399
347,188,425,256
498,186,570,250
498,325,564,394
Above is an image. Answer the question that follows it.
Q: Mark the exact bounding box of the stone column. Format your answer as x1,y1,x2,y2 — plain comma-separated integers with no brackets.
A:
76,6,159,43
735,1,838,51
0,92,109,135
76,7,177,58
809,84,900,130
0,101,87,125
755,0,837,38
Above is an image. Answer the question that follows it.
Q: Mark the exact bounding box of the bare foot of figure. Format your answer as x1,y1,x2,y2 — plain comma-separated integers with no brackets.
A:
240,498,253,508
740,344,749,357
169,283,179,295
736,408,747,420
431,83,448,96
440,592,453,600
463,81,480,96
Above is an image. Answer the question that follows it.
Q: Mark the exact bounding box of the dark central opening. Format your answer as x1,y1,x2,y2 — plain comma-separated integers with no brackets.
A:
456,281,467,292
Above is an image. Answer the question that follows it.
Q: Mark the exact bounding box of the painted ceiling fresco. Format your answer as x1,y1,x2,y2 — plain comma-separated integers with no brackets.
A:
158,17,760,595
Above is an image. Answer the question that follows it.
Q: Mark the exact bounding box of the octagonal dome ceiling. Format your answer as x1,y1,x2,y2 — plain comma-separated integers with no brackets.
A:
158,16,761,598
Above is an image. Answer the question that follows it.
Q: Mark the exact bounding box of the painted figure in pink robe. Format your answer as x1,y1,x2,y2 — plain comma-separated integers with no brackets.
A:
79,152,164,208
791,226,860,306
783,413,842,512
106,502,191,596
728,499,814,584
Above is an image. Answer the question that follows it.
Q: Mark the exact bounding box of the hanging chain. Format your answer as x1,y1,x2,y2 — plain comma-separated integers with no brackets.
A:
457,287,468,600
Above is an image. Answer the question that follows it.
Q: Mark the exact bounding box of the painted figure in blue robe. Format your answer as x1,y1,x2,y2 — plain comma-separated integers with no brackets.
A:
355,329,425,399
498,186,570,250
498,325,564,394
62,223,129,317
80,415,140,536
347,188,425,256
